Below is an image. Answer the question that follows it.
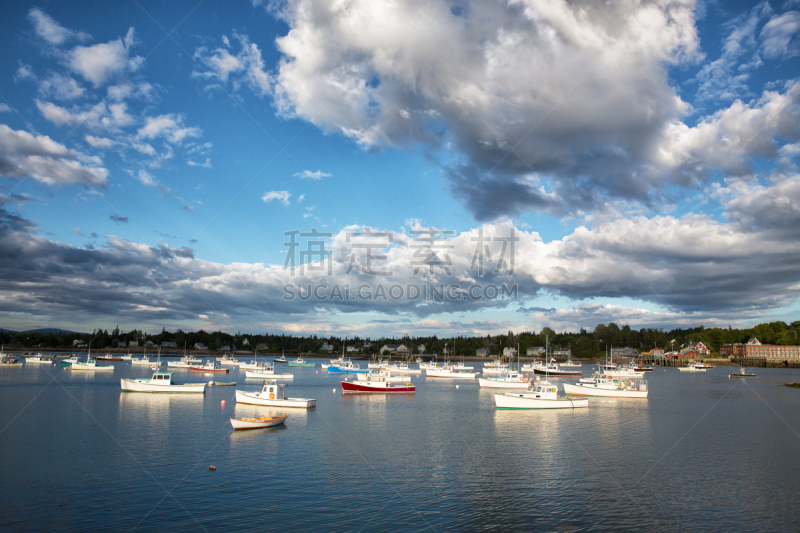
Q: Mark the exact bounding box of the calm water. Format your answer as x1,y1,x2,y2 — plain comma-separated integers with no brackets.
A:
1,358,800,532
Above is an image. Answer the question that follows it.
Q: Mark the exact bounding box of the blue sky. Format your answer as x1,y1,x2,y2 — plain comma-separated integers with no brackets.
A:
1,0,800,337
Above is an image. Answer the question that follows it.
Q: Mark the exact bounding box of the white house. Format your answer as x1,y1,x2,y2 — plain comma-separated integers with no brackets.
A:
321,342,334,352
527,347,545,356
380,344,409,356
194,342,208,350
476,348,489,357
503,347,517,358
346,345,358,353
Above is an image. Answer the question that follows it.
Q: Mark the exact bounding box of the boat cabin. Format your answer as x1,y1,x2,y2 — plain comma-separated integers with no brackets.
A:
261,380,285,400
152,372,175,383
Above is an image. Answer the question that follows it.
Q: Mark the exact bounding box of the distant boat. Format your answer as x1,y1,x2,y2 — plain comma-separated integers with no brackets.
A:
230,413,288,430
96,353,123,361
189,361,229,373
478,371,532,389
356,370,411,383
273,354,289,364
121,371,207,393
495,380,589,410
341,376,415,393
327,359,368,374
426,365,478,379
730,367,757,378
25,353,53,364
236,380,315,408
71,348,114,371
219,355,243,366
245,363,293,379
61,356,80,366
563,375,649,398
288,356,316,367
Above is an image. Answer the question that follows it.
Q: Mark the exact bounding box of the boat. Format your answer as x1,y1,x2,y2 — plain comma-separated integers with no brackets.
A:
563,375,649,398
245,363,293,379
383,362,422,374
494,380,589,409
368,358,388,369
96,353,123,361
0,349,23,367
120,371,207,393
132,355,159,366
634,365,654,372
230,413,288,430
680,361,711,372
167,356,196,368
426,365,478,379
341,376,415,393
531,359,581,377
478,370,532,389
189,361,229,373
219,354,243,366
560,359,582,369
356,370,412,383
730,367,757,378
273,354,289,364
235,380,315,408
71,348,114,371
60,355,80,366
25,353,53,364
693,361,716,370
288,356,316,367
327,358,367,374
484,358,507,369
120,353,135,361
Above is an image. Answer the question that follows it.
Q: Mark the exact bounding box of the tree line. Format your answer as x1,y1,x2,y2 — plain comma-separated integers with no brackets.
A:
2,320,798,357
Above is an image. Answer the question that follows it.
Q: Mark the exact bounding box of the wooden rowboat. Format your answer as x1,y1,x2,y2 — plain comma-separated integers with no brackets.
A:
230,413,288,430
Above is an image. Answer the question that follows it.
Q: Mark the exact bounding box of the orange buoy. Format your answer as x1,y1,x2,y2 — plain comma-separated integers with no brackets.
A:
209,465,216,471
221,400,226,406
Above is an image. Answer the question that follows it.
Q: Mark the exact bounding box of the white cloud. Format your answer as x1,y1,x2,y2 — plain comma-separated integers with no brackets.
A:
68,28,144,87
38,73,86,100
73,227,83,236
137,169,170,196
137,114,202,144
193,33,271,96
187,158,211,168
298,194,305,202
0,124,108,187
35,99,134,131
28,8,90,46
761,10,800,59
13,63,37,83
0,104,10,113
262,190,291,206
294,169,331,180
85,135,116,149
267,0,701,219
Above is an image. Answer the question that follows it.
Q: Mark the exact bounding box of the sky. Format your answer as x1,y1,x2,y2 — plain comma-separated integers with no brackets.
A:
1,0,800,337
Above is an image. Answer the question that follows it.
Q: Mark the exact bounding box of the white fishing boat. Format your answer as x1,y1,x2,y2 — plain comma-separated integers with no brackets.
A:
484,358,507,369
60,355,80,366
25,353,53,364
563,375,649,398
560,359,582,369
120,353,135,361
245,363,293,379
680,361,709,372
495,380,589,409
219,354,243,366
368,358,388,369
120,371,207,393
0,349,23,366
71,349,114,371
236,380,315,408
730,367,757,378
426,365,478,379
190,361,229,373
383,362,422,374
230,413,288,430
520,360,544,372
356,370,412,383
167,356,196,368
419,361,442,370
132,356,158,366
478,370,532,389
327,358,367,374
481,366,508,375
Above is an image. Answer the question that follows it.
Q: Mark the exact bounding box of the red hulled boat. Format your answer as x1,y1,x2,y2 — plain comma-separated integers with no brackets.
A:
340,377,415,393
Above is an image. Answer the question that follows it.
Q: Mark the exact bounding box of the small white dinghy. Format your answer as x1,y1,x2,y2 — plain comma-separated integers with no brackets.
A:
230,413,288,430
495,380,589,409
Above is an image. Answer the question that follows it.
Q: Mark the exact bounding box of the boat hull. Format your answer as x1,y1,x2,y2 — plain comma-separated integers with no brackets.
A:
235,389,315,408
189,366,229,373
340,381,415,393
494,393,589,409
563,382,648,398
288,362,316,367
71,363,114,371
532,369,582,377
120,378,206,393
326,366,368,373
478,377,531,389
245,370,294,379
230,414,288,430
426,370,478,379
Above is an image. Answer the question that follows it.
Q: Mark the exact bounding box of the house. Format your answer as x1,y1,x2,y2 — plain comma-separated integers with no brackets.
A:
503,347,517,358
363,342,373,349
527,347,545,356
688,341,710,355
679,349,700,359
161,341,177,348
417,344,426,354
380,344,409,356
128,340,139,347
111,338,124,348
649,347,666,359
220,345,231,352
721,339,800,361
256,343,269,351
346,345,358,353
476,348,490,357
73,339,87,348
321,342,334,352
194,342,208,350
145,340,156,347
242,338,250,346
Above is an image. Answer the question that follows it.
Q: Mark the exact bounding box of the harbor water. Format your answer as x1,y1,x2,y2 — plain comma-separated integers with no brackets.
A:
1,360,799,532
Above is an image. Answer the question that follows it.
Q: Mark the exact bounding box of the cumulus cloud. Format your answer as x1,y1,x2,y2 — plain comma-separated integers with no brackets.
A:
68,28,144,87
38,73,86,101
36,99,134,131
263,0,704,219
192,33,271,96
294,169,331,180
0,104,10,113
262,190,291,206
28,7,90,46
761,10,800,59
0,124,108,187
137,114,202,144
